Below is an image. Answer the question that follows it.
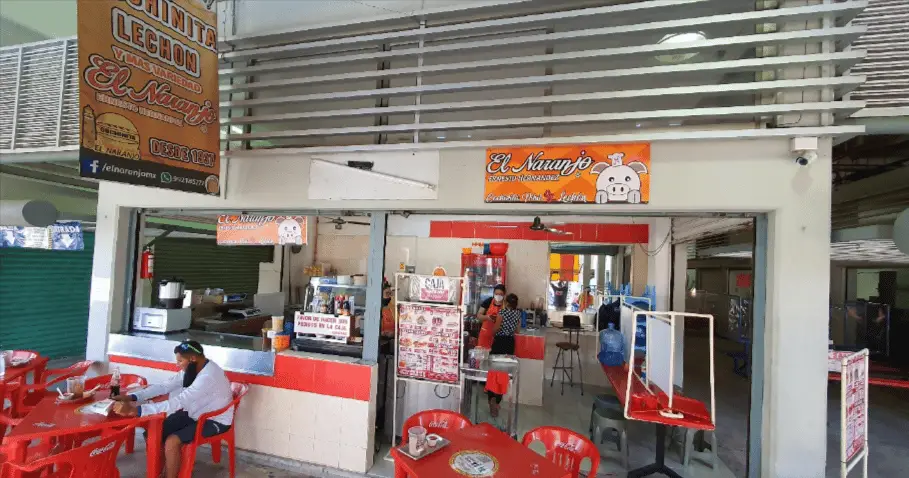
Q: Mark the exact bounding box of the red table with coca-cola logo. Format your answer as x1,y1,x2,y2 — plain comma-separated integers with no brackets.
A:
3,390,165,477
390,423,570,478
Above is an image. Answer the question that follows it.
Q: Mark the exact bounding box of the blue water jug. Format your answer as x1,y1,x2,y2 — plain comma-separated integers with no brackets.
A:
598,323,626,367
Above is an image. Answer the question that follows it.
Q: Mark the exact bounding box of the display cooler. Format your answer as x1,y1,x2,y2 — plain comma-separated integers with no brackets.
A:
461,253,507,316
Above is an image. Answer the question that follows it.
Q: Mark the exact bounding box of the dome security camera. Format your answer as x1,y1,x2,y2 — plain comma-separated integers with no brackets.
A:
795,150,818,166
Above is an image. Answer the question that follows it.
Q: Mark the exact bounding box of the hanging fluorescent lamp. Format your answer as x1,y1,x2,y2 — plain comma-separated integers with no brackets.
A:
656,31,707,64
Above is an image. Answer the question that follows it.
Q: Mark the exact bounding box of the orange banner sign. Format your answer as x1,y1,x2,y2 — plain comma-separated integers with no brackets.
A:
484,143,651,204
217,215,308,246
77,0,220,195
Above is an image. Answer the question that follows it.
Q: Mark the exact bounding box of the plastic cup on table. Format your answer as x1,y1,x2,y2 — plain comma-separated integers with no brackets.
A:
67,376,85,399
408,426,427,456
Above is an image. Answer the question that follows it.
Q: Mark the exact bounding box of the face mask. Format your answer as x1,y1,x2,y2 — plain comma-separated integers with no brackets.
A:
183,361,199,388
494,295,504,303
382,297,391,307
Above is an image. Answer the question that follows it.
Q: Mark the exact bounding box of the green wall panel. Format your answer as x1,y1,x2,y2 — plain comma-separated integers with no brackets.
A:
0,233,94,359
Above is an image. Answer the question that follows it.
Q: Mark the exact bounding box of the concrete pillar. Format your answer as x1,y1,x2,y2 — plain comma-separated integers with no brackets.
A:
579,254,590,288
85,199,129,361
631,246,648,297
760,140,833,477
595,254,606,293
647,218,672,310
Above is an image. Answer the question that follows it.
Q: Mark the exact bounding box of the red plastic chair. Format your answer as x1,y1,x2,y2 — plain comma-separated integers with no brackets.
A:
177,382,249,478
521,426,600,478
1,425,134,478
12,360,93,417
400,409,471,444
72,374,148,454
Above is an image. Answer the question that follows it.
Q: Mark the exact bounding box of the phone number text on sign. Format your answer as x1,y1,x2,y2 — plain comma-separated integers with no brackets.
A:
294,312,350,343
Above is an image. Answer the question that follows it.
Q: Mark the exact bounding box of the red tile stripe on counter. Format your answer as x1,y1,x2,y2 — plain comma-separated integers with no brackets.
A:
109,354,372,401
515,334,546,360
430,221,649,243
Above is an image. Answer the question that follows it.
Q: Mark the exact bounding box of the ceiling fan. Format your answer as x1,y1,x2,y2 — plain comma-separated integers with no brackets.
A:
322,217,371,230
491,217,572,235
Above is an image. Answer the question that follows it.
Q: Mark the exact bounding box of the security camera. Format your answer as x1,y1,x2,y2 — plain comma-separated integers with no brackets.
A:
795,150,818,166
791,137,819,167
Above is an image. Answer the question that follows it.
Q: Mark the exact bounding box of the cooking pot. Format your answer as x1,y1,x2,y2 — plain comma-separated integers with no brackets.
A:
158,278,185,309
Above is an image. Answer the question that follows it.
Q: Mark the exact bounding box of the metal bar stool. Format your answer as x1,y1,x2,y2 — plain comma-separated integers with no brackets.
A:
549,314,584,395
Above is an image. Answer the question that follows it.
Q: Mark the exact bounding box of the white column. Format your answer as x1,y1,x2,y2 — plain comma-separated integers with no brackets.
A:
85,196,129,361
647,218,672,310
672,243,688,388
760,141,832,477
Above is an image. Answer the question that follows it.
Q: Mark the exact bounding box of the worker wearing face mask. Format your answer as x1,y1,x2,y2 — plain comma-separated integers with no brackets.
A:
476,284,506,350
380,278,396,337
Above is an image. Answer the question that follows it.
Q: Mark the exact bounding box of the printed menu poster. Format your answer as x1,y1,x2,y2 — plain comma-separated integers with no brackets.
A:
843,352,867,462
217,215,307,246
397,303,461,384
77,0,221,196
0,222,84,251
484,143,650,204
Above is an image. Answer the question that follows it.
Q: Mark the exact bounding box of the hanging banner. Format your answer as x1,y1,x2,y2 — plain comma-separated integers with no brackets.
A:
77,0,220,196
0,222,84,251
216,215,307,246
484,143,651,204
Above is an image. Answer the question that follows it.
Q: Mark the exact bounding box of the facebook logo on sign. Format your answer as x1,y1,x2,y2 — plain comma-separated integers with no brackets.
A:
81,158,102,176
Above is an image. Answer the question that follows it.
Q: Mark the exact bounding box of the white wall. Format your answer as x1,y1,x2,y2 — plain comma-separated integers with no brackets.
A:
88,137,834,477
0,175,97,218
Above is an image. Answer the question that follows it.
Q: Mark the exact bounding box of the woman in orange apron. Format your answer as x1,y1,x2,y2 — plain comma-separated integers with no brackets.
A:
380,280,396,336
476,284,506,349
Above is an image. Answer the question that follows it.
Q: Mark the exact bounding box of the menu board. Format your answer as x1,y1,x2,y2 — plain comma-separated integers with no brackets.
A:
294,312,350,343
843,351,868,463
397,303,461,383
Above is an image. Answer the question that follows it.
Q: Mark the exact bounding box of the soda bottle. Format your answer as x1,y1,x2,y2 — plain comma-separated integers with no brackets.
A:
110,367,121,397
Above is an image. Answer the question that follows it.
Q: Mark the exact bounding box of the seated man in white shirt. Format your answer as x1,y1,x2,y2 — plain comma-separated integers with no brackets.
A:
113,340,233,478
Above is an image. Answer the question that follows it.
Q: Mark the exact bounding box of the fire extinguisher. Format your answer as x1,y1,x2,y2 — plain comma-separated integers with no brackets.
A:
140,249,154,279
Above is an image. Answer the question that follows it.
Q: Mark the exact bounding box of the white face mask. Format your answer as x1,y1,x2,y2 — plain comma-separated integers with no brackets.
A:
494,294,504,303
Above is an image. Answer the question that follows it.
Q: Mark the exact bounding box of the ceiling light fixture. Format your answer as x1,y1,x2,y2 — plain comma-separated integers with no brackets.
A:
656,31,707,64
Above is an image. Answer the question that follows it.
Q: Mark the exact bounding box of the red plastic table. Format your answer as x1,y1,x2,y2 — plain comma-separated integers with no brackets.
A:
1,356,49,385
602,364,715,478
3,390,164,477
391,423,571,478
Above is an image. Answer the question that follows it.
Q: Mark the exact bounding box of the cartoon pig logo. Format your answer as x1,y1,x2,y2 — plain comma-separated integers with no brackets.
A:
277,219,303,245
591,152,648,204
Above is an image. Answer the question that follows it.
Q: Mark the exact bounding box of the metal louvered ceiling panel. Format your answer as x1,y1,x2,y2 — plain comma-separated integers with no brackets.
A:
0,38,79,152
848,0,909,107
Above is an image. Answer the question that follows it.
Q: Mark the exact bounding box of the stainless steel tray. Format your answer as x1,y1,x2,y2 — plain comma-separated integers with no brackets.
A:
396,436,451,461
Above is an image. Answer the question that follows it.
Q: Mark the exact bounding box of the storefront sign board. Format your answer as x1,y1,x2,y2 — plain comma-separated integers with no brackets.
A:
216,215,307,246
484,143,651,204
0,222,84,251
397,303,461,384
294,312,350,343
77,0,221,196
840,349,869,477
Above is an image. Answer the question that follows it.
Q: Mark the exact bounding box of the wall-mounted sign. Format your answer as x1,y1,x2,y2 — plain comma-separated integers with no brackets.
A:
0,222,84,251
77,0,220,196
216,215,307,246
484,143,651,204
397,303,461,384
294,312,350,343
